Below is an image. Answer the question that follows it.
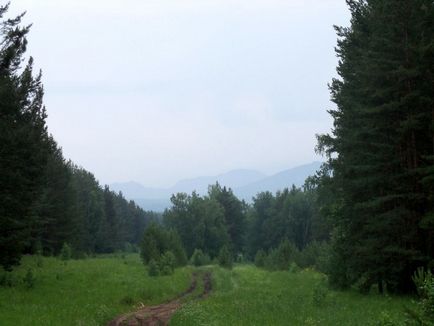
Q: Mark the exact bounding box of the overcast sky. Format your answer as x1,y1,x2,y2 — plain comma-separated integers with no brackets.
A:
11,0,350,187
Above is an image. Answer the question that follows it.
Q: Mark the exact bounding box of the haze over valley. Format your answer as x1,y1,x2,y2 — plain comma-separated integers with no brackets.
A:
111,161,322,211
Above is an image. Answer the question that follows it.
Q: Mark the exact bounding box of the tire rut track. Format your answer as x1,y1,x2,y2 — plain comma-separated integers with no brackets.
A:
107,271,212,326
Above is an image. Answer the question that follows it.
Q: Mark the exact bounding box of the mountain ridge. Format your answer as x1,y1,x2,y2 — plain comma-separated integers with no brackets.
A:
110,161,322,212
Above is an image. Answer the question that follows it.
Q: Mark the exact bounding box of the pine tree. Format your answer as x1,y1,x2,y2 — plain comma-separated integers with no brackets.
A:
0,5,49,270
317,0,434,293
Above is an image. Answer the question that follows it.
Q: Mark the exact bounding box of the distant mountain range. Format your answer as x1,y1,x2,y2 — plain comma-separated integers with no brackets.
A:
110,161,322,212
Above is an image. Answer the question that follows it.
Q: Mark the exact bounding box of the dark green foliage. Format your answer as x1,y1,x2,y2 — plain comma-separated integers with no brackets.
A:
147,251,176,277
254,250,267,268
60,243,71,262
0,270,17,287
275,239,299,271
406,268,434,324
167,231,188,267
258,240,301,271
160,251,176,276
164,192,230,259
297,241,330,269
190,249,210,267
218,245,233,269
148,259,159,277
246,186,330,259
23,268,36,289
0,5,49,271
316,0,434,293
140,223,167,264
208,184,247,255
140,223,187,268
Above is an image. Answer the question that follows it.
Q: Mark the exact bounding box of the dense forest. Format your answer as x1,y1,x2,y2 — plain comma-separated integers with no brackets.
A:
1,0,434,301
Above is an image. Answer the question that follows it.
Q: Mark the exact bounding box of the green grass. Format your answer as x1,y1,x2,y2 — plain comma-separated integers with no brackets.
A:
0,258,418,325
171,265,416,326
0,254,192,326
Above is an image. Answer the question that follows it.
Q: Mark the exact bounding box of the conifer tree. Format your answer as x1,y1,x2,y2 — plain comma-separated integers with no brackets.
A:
317,0,434,292
0,5,49,270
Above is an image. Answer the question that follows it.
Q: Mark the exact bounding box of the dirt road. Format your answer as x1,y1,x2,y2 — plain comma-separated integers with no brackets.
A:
107,271,212,326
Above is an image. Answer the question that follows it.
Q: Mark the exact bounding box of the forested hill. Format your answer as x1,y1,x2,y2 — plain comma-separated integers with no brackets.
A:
0,5,156,270
111,161,322,211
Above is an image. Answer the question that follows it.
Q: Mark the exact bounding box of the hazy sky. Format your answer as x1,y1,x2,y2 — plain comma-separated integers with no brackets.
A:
11,0,350,187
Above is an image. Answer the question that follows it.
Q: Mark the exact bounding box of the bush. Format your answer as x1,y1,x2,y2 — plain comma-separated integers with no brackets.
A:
123,242,136,253
160,251,176,275
0,270,17,287
254,250,267,268
405,267,434,324
264,248,279,271
60,243,72,262
168,231,188,267
218,245,233,269
23,268,36,289
140,224,188,269
276,240,298,270
148,259,159,277
190,249,210,267
289,262,301,273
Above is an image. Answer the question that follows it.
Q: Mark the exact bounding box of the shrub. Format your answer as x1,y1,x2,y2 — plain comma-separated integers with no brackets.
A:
140,224,188,269
264,248,278,271
405,267,434,324
375,311,397,326
23,268,36,289
218,245,233,269
148,259,159,277
315,242,332,274
123,242,136,253
167,231,188,267
254,250,267,268
60,243,72,262
0,270,17,287
275,239,299,271
412,267,433,298
190,249,210,267
289,262,301,273
160,251,176,275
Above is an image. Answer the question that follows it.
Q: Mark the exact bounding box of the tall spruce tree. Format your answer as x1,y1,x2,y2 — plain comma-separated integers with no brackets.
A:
317,0,434,293
0,5,49,270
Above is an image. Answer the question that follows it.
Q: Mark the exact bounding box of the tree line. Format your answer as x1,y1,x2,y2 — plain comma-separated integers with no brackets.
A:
151,183,330,267
0,5,156,271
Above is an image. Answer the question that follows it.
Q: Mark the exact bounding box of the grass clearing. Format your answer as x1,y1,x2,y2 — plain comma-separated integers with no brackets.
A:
0,258,418,325
0,254,192,326
171,265,416,326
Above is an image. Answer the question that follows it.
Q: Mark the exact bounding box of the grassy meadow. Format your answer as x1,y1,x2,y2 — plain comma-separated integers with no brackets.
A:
172,265,416,326
0,254,192,326
0,255,418,325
